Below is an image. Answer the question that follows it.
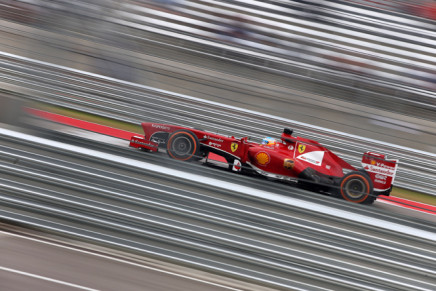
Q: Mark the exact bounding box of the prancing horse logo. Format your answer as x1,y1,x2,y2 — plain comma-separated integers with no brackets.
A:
231,142,238,152
298,144,306,154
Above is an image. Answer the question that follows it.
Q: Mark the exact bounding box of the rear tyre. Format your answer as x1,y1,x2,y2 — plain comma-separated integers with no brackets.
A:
375,185,393,197
166,130,200,162
338,171,375,204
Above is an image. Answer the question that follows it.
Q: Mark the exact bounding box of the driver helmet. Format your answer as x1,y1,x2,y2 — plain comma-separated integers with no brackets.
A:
261,137,276,146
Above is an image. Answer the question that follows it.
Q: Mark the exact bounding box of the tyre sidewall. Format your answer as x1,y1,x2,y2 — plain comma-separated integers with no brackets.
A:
167,130,200,161
339,171,374,204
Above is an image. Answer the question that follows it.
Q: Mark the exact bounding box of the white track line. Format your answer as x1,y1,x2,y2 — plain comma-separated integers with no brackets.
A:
0,266,99,291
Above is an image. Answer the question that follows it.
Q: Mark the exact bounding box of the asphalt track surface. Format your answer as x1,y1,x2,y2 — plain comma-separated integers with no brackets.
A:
0,230,246,291
1,123,436,290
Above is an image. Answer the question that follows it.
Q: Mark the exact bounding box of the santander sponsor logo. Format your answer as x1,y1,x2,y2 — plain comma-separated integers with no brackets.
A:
204,135,224,143
362,162,395,177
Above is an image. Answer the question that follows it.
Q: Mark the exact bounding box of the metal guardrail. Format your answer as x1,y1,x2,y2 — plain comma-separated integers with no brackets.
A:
1,52,435,196
1,132,436,290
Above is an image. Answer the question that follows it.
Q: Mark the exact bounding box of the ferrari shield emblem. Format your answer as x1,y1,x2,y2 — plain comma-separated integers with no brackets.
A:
231,142,238,152
298,144,306,154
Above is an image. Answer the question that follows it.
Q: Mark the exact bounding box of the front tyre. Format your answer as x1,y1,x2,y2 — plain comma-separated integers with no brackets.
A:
166,130,200,161
338,171,375,204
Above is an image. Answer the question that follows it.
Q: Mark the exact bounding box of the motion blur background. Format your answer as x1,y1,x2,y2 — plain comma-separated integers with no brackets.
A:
1,0,435,153
2,1,436,290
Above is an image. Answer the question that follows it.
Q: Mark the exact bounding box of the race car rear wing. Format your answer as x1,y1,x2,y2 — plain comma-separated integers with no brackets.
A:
361,152,399,194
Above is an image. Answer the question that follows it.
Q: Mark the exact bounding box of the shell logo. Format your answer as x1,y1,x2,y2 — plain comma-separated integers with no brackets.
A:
256,152,270,166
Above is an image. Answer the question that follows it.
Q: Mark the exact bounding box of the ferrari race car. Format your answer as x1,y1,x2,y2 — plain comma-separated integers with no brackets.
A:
129,123,399,204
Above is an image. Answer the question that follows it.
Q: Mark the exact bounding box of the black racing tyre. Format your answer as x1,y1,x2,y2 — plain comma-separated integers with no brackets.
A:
166,130,200,161
376,185,393,197
338,171,375,204
358,168,371,178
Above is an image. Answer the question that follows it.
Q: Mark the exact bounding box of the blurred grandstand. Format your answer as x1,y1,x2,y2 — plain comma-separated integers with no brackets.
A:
1,0,435,117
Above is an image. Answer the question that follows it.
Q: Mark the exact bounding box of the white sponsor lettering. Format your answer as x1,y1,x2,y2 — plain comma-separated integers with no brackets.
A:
151,137,165,144
367,152,384,157
375,174,387,180
208,142,222,148
376,162,396,170
297,151,324,166
152,124,171,130
362,163,395,177
204,135,224,143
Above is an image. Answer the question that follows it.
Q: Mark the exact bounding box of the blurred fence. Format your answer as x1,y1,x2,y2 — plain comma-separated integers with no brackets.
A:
116,0,436,89
1,0,436,111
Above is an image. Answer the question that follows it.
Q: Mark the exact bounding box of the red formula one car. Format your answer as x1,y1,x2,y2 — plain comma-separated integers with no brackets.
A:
130,123,399,204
